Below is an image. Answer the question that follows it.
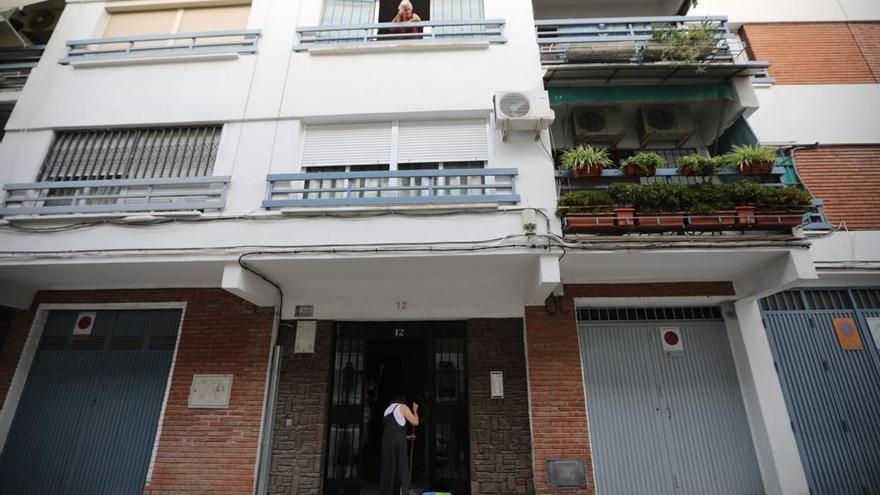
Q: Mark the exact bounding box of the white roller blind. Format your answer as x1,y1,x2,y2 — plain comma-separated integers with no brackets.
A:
397,119,488,163
301,123,393,166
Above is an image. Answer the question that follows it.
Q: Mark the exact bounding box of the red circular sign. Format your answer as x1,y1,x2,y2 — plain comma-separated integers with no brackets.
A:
663,331,680,346
77,316,93,330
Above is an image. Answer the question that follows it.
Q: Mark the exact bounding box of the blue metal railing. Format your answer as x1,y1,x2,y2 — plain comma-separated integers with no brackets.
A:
264,169,518,208
294,19,506,50
535,16,733,65
59,30,261,65
0,45,45,90
0,176,231,216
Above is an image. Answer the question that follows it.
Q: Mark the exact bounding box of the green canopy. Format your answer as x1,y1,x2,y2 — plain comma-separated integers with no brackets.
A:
549,84,733,105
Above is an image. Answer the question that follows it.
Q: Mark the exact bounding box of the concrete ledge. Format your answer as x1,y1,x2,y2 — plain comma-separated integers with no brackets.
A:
304,40,491,55
68,52,239,68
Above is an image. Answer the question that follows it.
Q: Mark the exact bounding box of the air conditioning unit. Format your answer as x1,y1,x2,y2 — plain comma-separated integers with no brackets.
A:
572,107,625,147
636,105,695,148
494,91,555,141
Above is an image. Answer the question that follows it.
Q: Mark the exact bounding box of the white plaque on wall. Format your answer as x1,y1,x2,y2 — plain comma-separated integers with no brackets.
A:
188,374,233,409
490,371,504,399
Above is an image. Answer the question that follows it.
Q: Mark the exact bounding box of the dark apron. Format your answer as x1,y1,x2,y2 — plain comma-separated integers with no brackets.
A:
380,404,410,495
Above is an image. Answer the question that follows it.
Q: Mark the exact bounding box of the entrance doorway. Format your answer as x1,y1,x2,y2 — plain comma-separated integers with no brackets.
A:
324,322,469,495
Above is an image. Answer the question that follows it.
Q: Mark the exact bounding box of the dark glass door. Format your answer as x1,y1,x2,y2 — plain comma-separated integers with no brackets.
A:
324,322,469,495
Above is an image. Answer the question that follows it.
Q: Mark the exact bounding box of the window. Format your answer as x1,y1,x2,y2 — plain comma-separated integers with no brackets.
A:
37,126,221,182
321,0,484,25
102,4,251,38
300,119,489,199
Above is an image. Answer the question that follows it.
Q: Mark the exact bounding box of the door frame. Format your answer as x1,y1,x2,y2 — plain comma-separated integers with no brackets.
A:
0,302,186,484
323,320,470,494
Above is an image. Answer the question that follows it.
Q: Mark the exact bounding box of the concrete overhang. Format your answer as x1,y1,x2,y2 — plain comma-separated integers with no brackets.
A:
559,241,818,300
0,250,553,319
533,0,690,20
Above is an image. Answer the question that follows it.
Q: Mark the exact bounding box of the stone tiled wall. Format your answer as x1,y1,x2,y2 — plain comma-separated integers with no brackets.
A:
467,318,535,495
268,321,333,495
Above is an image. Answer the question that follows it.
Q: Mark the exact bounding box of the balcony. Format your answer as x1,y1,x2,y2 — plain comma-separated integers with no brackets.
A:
293,19,506,52
263,169,518,209
58,30,261,66
0,177,230,218
536,16,768,85
0,45,44,91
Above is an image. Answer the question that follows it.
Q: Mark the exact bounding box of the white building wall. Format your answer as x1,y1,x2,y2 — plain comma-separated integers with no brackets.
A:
691,0,880,23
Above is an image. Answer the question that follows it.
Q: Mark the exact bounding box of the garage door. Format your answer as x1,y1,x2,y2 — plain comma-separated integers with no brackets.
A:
762,289,880,495
578,307,763,495
0,309,180,494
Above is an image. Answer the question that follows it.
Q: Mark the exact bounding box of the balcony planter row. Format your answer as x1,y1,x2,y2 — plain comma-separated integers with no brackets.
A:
558,183,811,233
560,146,779,178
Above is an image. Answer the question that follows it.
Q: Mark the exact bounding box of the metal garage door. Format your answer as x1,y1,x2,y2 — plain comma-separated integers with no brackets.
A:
0,309,180,495
578,307,763,495
762,289,880,495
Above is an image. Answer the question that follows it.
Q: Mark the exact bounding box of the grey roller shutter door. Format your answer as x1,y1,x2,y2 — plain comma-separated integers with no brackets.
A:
762,289,880,495
579,318,763,494
322,0,375,25
301,123,393,167
0,310,180,495
397,119,488,164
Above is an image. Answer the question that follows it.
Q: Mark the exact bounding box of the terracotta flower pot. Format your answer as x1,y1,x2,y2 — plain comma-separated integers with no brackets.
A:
679,165,697,177
736,205,756,226
739,161,775,176
639,212,686,228
688,211,737,227
755,210,807,227
571,165,604,178
614,207,636,226
622,164,657,177
565,212,615,230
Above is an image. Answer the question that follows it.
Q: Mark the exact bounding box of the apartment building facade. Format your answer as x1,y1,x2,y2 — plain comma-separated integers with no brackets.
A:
0,0,876,494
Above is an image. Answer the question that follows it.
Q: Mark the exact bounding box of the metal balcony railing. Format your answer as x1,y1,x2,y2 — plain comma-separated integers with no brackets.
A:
0,176,231,216
59,30,261,65
264,169,518,208
536,16,735,65
0,45,45,90
294,19,506,50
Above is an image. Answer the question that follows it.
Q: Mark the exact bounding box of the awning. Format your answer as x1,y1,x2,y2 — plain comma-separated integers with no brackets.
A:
549,83,734,105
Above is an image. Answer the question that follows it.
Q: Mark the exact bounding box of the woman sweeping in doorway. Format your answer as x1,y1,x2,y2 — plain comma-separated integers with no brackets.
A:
380,395,419,495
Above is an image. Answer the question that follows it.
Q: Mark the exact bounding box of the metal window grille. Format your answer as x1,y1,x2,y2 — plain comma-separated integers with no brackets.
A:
577,306,722,321
37,126,221,182
762,289,880,311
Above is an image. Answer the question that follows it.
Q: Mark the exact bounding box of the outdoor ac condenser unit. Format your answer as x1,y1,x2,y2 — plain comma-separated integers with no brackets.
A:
636,105,695,148
494,91,555,141
572,107,625,147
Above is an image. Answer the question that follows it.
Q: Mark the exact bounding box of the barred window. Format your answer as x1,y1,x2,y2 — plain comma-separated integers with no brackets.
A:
38,126,221,182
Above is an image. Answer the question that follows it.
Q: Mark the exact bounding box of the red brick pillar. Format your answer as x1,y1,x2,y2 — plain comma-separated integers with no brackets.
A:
524,296,593,495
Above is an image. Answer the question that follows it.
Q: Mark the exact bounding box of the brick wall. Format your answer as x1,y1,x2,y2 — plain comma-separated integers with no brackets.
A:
794,145,880,230
741,23,878,84
850,23,880,82
467,319,534,495
0,308,30,408
268,321,333,495
524,282,735,494
0,289,276,495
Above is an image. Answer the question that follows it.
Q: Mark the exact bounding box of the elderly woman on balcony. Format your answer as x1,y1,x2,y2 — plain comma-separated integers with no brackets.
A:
391,0,421,35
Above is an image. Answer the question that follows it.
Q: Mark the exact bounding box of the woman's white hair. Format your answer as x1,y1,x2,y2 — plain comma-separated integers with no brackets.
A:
398,0,413,10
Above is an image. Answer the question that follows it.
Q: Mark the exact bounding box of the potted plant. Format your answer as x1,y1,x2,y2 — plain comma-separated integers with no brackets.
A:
684,183,736,227
755,187,812,227
678,154,724,177
560,145,614,178
726,180,765,225
557,190,615,230
608,183,641,226
636,183,687,228
644,20,719,66
725,144,777,175
620,152,666,177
